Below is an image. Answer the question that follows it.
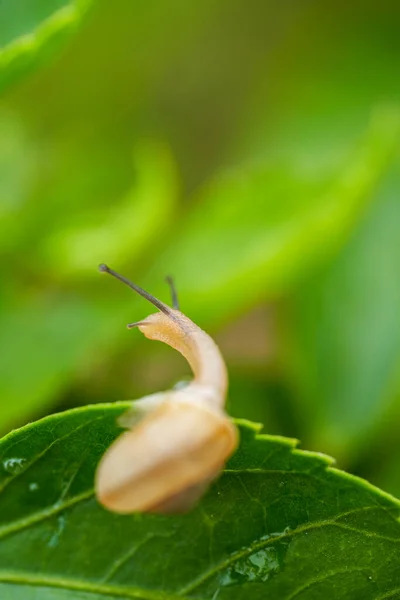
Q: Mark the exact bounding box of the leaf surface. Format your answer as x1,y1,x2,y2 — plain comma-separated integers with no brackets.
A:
0,404,399,599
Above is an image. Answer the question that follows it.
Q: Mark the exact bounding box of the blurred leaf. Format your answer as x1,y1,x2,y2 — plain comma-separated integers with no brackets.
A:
370,432,400,501
287,162,400,462
143,108,400,329
0,290,114,429
39,140,179,278
236,2,400,165
227,376,279,433
0,405,400,599
0,139,179,430
0,0,93,93
0,108,36,254
3,132,134,268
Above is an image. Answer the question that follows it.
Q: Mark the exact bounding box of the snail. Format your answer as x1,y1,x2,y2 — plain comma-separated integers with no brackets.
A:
95,264,238,514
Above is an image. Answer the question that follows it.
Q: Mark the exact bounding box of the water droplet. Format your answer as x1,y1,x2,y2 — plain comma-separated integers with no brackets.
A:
219,547,282,586
29,482,39,492
3,457,27,475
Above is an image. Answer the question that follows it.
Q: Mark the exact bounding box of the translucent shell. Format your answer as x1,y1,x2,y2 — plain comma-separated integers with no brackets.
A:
95,400,238,514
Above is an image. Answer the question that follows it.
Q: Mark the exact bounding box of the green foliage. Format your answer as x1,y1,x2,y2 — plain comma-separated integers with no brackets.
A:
145,109,400,326
1,2,400,597
1,107,398,431
0,138,179,427
0,0,93,93
288,163,400,461
1,404,400,600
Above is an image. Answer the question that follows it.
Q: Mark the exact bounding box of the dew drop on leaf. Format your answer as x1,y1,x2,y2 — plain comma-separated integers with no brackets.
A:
3,457,27,474
219,547,283,586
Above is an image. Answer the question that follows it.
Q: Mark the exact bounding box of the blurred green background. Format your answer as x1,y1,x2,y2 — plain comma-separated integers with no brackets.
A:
1,0,400,497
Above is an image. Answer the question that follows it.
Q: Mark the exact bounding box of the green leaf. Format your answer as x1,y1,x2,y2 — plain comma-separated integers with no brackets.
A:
0,293,111,428
287,162,400,461
0,404,399,599
38,140,179,278
0,108,36,255
142,107,400,328
0,139,179,430
0,0,93,93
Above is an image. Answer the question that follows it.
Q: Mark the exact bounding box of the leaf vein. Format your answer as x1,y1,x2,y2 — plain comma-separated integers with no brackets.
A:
286,567,369,600
179,506,398,595
0,414,108,495
0,489,94,541
0,572,185,600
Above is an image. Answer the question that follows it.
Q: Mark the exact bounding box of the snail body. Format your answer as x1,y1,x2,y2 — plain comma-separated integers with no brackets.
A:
95,265,238,514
